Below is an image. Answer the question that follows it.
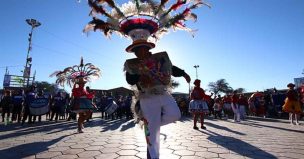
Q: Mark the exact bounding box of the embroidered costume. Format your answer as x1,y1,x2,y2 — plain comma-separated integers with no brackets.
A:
283,83,301,114
189,79,208,130
189,81,209,113
82,0,209,158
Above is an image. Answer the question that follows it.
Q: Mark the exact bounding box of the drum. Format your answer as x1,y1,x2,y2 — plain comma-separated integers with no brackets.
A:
30,98,49,115
105,101,118,115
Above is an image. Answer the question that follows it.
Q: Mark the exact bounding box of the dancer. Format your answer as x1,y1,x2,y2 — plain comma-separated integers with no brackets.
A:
282,83,302,125
1,90,12,124
232,90,240,122
222,94,233,118
125,42,190,158
238,94,248,120
189,79,209,129
83,0,209,158
50,57,101,133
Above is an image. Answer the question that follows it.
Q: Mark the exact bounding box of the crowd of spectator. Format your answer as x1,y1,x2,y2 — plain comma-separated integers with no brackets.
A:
174,87,304,120
0,86,135,125
1,86,303,125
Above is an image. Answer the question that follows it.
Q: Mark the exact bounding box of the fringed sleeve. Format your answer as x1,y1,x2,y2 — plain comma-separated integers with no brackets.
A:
172,65,186,77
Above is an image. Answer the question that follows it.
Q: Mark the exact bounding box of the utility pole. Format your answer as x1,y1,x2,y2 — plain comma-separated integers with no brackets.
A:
24,19,41,88
193,65,199,79
5,67,8,75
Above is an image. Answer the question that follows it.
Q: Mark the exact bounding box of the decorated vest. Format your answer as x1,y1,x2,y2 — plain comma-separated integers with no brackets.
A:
124,52,172,90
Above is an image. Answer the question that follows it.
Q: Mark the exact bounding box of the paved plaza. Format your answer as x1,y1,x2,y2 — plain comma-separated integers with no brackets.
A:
0,116,304,159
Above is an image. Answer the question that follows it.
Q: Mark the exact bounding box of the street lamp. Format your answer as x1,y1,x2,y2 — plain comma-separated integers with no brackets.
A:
24,19,41,88
194,65,199,79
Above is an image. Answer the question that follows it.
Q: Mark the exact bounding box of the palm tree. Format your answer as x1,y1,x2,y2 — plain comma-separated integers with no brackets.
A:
234,88,246,94
208,79,233,97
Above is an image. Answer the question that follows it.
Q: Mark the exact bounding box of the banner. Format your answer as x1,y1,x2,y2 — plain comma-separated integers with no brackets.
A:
30,98,49,115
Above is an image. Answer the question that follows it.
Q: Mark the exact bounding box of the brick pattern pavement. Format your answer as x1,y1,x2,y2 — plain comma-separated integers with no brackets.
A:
0,116,304,159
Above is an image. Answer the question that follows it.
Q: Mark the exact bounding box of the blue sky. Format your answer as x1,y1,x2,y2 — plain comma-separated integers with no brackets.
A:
0,0,303,94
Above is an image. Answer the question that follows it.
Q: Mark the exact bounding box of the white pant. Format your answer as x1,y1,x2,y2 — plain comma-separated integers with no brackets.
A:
140,91,181,159
239,105,246,120
232,103,240,121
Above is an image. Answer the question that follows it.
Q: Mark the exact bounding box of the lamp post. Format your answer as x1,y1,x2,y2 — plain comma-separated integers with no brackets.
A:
193,65,199,79
24,19,41,88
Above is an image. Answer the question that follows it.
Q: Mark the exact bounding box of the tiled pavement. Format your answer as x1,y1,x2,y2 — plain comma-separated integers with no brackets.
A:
0,116,304,159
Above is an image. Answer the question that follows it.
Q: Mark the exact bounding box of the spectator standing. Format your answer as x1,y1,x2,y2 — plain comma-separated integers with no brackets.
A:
124,95,133,120
222,94,233,118
238,94,248,120
271,88,286,118
1,90,13,124
100,93,108,119
33,89,46,123
86,86,95,122
21,85,37,125
11,89,24,123
50,92,64,122
213,95,222,119
232,91,240,122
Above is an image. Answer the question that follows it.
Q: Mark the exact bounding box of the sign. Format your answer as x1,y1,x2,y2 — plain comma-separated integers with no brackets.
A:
294,77,304,88
3,75,11,87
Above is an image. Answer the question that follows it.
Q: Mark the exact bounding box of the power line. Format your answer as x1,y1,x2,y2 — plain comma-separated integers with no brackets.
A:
0,65,23,68
32,43,76,58
31,43,117,69
40,29,117,62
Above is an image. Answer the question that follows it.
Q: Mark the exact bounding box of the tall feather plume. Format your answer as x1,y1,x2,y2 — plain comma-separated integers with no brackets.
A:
189,0,211,9
170,0,187,10
181,8,197,22
88,0,113,19
154,0,169,16
103,0,125,18
163,12,185,29
160,0,187,20
50,57,101,87
134,0,141,13
49,71,61,77
83,17,112,37
142,0,158,15
80,57,84,67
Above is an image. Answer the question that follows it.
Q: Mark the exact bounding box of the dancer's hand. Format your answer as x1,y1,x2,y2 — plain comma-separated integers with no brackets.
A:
183,73,191,83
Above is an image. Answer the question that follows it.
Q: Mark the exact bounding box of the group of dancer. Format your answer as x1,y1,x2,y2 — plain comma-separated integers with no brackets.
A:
51,0,297,158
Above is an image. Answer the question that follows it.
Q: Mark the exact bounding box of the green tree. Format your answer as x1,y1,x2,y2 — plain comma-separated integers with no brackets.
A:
208,79,233,98
34,81,57,93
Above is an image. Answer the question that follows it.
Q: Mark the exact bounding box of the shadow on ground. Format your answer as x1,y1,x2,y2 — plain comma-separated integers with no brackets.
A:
0,135,69,159
201,130,277,159
0,121,76,140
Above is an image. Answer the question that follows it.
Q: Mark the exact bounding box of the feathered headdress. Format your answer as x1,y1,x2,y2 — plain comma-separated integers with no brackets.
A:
83,0,210,52
50,57,101,87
